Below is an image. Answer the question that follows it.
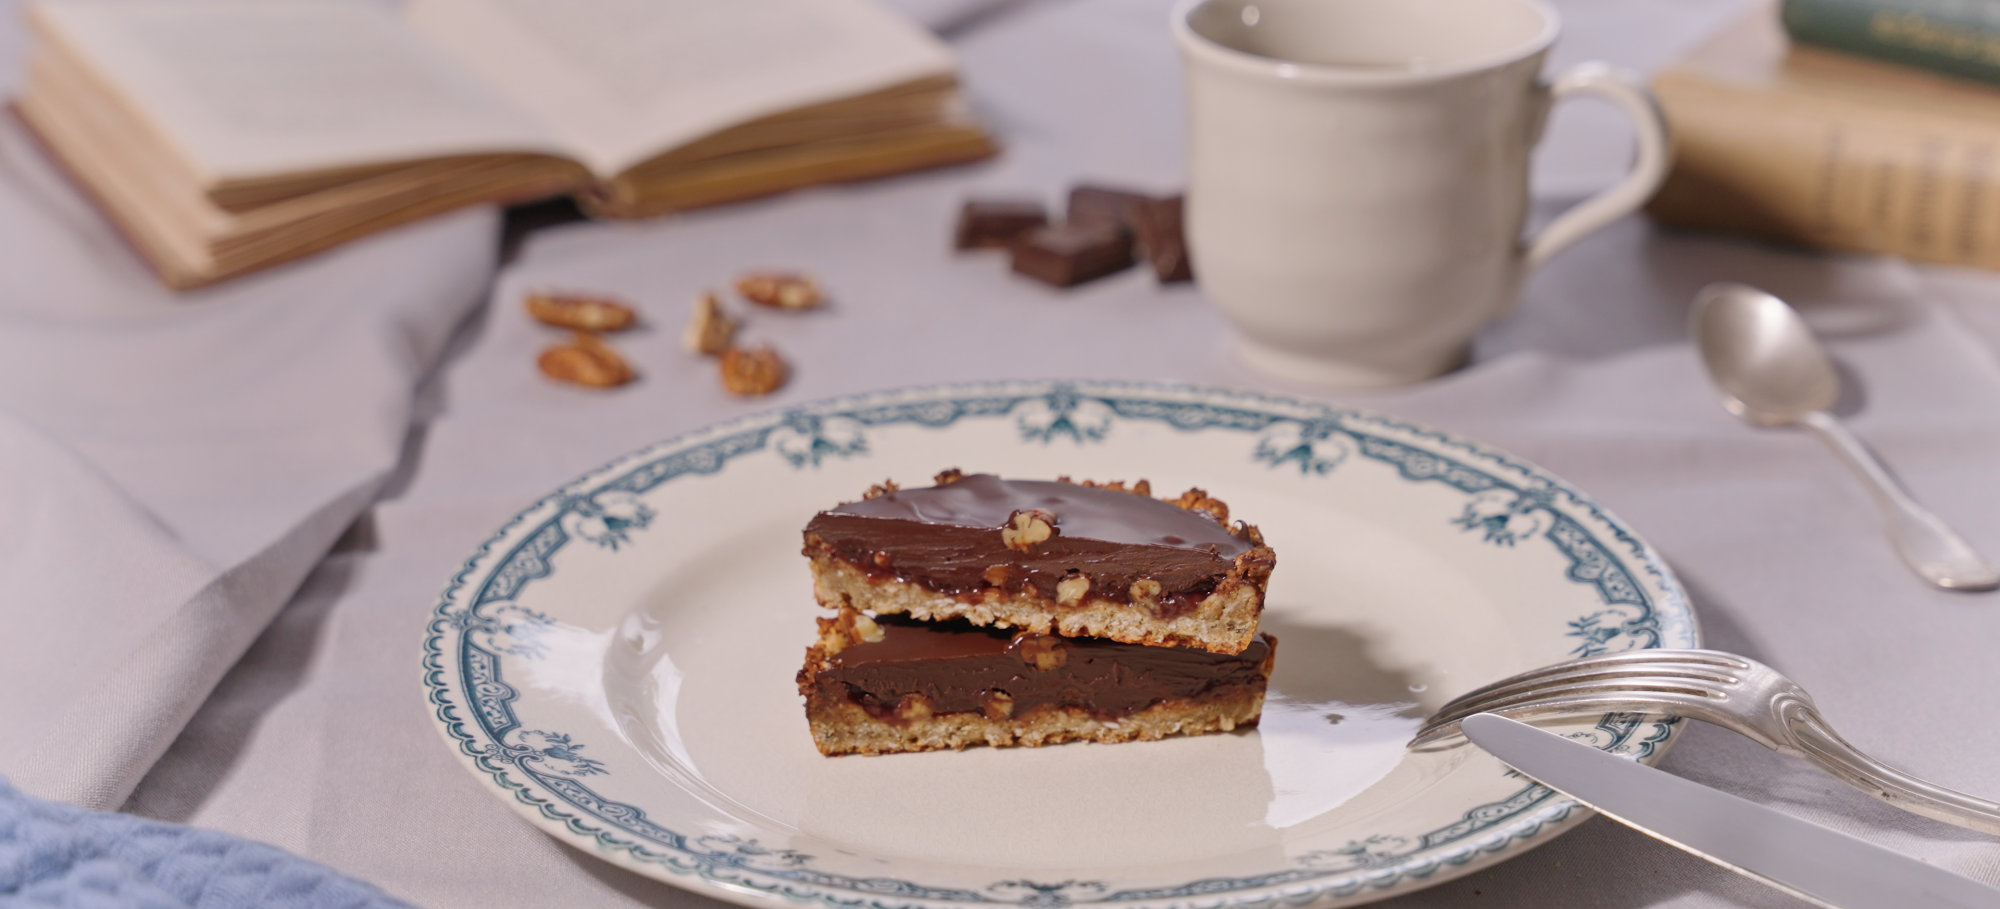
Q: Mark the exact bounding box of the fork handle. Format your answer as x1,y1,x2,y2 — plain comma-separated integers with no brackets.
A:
1782,699,2000,835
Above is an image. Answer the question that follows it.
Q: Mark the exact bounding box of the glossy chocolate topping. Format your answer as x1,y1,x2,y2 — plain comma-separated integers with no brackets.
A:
804,474,1256,608
816,615,1273,721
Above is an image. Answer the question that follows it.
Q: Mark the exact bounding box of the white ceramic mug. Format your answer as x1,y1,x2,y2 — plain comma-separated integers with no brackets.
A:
1172,0,1669,386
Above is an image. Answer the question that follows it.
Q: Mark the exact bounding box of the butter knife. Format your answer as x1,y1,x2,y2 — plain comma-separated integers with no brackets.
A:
1462,713,2000,909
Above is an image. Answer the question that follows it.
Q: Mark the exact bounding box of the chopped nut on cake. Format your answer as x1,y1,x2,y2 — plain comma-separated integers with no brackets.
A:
801,472,1276,655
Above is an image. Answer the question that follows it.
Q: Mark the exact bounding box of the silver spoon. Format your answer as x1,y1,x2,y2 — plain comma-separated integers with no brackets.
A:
1692,283,1998,591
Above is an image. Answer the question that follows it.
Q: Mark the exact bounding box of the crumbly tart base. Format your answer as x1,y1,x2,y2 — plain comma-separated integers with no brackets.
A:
808,554,1267,655
804,690,1267,756
797,608,1275,756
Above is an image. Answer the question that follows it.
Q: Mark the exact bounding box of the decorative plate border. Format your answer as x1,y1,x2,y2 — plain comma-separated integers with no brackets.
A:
423,380,1696,909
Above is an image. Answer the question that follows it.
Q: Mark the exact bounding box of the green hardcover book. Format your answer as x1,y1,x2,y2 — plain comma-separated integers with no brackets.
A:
1783,0,2000,85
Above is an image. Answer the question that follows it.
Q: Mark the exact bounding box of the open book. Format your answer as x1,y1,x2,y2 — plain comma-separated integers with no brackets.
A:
16,0,996,288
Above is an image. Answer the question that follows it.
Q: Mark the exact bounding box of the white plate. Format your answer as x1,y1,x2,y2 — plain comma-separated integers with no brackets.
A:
423,381,1697,908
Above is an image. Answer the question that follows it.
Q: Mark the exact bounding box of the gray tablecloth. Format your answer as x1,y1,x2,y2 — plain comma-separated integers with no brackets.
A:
7,0,2000,906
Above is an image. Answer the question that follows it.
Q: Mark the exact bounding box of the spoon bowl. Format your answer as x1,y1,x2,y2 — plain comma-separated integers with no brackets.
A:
1689,282,1998,592
1692,283,1838,425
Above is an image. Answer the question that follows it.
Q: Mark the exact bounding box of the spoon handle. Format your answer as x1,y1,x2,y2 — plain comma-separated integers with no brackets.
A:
1801,411,2000,591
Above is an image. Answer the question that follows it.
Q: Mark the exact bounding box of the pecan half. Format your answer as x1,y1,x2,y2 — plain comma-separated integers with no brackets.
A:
525,291,637,332
537,333,635,388
736,272,824,310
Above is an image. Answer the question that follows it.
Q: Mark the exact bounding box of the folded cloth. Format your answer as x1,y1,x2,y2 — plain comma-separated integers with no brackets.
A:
0,115,498,811
0,776,415,908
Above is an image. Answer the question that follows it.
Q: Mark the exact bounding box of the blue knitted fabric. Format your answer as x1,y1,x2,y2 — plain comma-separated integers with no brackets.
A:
0,777,415,909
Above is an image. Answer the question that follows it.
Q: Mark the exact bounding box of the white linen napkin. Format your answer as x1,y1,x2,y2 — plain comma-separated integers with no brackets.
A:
0,118,498,810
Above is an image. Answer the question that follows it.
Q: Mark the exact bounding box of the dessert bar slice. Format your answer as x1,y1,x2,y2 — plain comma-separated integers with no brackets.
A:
798,609,1276,756
802,471,1275,654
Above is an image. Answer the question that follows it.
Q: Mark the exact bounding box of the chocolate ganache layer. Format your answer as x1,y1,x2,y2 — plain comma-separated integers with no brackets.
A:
803,473,1261,611
808,614,1275,723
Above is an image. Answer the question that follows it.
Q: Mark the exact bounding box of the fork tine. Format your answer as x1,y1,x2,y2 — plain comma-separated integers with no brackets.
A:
1406,649,1750,750
1432,659,1740,717
1443,649,1747,701
1408,693,1680,750
1425,674,1722,728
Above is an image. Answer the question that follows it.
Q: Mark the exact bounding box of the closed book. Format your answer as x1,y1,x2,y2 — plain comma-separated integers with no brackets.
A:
1648,6,2000,270
1782,0,2000,86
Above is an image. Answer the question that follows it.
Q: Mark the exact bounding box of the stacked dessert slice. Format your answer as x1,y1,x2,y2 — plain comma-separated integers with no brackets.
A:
796,470,1279,756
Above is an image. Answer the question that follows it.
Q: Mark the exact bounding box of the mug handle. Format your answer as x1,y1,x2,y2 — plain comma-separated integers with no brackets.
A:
1523,62,1672,270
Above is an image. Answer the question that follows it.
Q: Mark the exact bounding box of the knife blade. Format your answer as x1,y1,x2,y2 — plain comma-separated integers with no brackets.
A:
1462,713,2000,909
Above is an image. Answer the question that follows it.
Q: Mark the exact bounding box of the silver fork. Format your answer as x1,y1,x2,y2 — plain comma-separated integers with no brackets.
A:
1411,649,2000,835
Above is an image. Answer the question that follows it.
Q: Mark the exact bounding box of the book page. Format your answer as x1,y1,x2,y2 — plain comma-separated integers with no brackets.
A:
31,0,569,183
404,0,959,178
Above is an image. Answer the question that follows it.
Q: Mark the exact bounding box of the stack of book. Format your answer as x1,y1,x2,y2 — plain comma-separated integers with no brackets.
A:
14,0,995,288
1649,0,2000,269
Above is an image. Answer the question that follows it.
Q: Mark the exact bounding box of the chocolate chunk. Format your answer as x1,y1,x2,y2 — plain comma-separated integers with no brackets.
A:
1067,185,1150,233
1132,195,1193,283
954,199,1048,249
1010,223,1134,287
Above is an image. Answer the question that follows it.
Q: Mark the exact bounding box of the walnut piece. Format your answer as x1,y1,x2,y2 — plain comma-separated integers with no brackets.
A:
1064,477,1153,497
1055,574,1090,607
1013,633,1068,670
815,607,885,655
525,291,637,332
1233,546,1277,586
895,693,934,722
537,333,635,388
719,344,789,396
682,291,738,355
934,468,965,485
980,689,1015,720
1167,487,1230,523
982,564,1012,587
1001,509,1057,551
862,479,900,500
850,611,886,643
1129,578,1162,609
736,272,824,310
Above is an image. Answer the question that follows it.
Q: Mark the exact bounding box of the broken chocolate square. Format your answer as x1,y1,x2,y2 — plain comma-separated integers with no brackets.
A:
1066,185,1150,234
1010,223,1134,287
954,200,1049,249
1132,195,1193,283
